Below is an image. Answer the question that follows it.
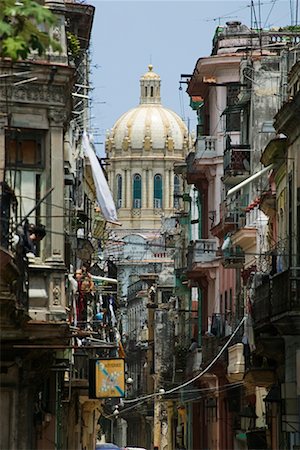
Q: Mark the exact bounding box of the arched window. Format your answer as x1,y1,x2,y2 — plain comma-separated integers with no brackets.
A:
116,174,122,208
150,86,154,97
154,174,162,208
174,174,180,209
145,86,148,97
133,173,142,208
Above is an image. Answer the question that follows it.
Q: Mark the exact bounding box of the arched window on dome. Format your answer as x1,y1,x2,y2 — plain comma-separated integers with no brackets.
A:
154,174,163,208
150,86,154,97
145,86,148,97
174,174,180,209
133,173,142,208
116,174,122,208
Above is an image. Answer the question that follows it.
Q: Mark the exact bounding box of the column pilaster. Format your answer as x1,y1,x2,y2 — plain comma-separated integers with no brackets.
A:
126,169,131,208
47,109,66,262
169,169,174,209
0,117,7,183
122,169,126,208
148,169,153,209
164,169,169,209
142,169,147,208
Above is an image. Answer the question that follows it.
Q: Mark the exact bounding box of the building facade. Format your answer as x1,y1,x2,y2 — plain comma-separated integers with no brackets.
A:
0,1,123,449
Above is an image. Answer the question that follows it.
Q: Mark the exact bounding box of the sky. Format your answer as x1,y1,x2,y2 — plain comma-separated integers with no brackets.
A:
87,1,297,156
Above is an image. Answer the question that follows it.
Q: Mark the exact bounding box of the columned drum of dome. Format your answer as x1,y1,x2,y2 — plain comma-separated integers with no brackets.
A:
105,65,191,230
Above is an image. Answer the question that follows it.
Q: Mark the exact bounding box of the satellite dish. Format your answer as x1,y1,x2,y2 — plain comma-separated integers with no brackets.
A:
243,158,250,171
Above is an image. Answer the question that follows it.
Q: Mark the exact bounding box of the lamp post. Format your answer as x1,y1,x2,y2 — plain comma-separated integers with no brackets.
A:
111,405,119,443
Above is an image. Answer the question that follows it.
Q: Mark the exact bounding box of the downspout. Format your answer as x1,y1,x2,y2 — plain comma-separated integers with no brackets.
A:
55,371,62,450
197,191,202,348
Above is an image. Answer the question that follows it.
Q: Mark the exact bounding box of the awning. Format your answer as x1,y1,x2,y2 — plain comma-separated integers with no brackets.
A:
227,163,275,197
90,275,118,284
82,132,120,225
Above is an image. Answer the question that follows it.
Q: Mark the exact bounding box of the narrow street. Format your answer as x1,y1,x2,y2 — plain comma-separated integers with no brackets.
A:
0,1,300,449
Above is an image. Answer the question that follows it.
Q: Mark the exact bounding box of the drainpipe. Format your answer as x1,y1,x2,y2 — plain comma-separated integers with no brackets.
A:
198,288,202,348
187,404,192,450
55,371,62,450
197,191,203,348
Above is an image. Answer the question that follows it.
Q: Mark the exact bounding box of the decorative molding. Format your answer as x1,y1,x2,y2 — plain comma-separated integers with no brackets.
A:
53,279,61,305
0,85,66,106
48,108,68,125
131,209,141,217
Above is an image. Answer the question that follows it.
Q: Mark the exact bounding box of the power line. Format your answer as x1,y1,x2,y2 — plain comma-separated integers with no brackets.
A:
123,316,246,405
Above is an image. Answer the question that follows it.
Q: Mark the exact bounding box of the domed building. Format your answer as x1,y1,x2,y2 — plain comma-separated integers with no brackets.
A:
105,64,190,230
105,67,191,448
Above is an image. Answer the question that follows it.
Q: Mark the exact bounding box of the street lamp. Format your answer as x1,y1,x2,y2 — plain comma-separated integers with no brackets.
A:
111,405,119,442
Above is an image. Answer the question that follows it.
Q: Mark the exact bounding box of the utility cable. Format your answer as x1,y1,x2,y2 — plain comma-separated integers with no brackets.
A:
123,315,246,404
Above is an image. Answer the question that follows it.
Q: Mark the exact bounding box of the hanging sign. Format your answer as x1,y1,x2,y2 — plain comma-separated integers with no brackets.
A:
89,358,125,398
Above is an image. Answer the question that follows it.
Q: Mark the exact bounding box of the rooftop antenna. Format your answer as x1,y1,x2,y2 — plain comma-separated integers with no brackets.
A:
290,0,294,25
205,15,238,26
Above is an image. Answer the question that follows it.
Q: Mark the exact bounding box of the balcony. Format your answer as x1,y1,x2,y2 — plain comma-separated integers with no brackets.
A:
128,279,149,301
28,262,67,322
222,246,245,269
253,269,300,334
187,239,219,277
271,268,300,334
186,136,219,185
201,333,227,372
186,348,202,376
227,343,245,382
253,276,271,327
195,136,217,158
223,144,251,185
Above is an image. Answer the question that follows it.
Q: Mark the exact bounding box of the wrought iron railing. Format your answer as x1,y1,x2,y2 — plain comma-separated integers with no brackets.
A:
187,239,218,270
224,145,251,175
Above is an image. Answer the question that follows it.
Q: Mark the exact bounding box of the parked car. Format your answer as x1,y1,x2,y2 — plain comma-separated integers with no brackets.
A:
96,444,121,450
122,447,147,450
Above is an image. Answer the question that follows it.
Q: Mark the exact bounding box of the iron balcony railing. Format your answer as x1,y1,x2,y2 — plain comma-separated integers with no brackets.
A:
272,268,300,316
127,279,149,300
253,268,300,325
223,145,251,175
253,276,271,324
187,239,218,270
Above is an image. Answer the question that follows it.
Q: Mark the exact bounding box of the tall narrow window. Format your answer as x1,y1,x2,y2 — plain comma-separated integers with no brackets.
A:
226,84,241,132
154,174,162,208
145,86,148,97
133,173,142,208
116,174,122,208
150,86,154,97
174,174,180,208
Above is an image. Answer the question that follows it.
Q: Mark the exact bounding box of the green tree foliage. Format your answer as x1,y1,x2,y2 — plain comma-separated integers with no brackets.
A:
0,0,61,60
66,31,81,59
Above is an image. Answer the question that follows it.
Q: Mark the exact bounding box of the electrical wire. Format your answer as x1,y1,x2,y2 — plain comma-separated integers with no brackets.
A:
263,0,278,28
105,381,244,419
123,315,246,405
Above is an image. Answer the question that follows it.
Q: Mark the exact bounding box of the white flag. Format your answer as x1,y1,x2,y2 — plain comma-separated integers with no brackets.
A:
82,132,119,224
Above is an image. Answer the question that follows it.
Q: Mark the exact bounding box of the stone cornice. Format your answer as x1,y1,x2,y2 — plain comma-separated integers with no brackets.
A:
0,83,67,106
